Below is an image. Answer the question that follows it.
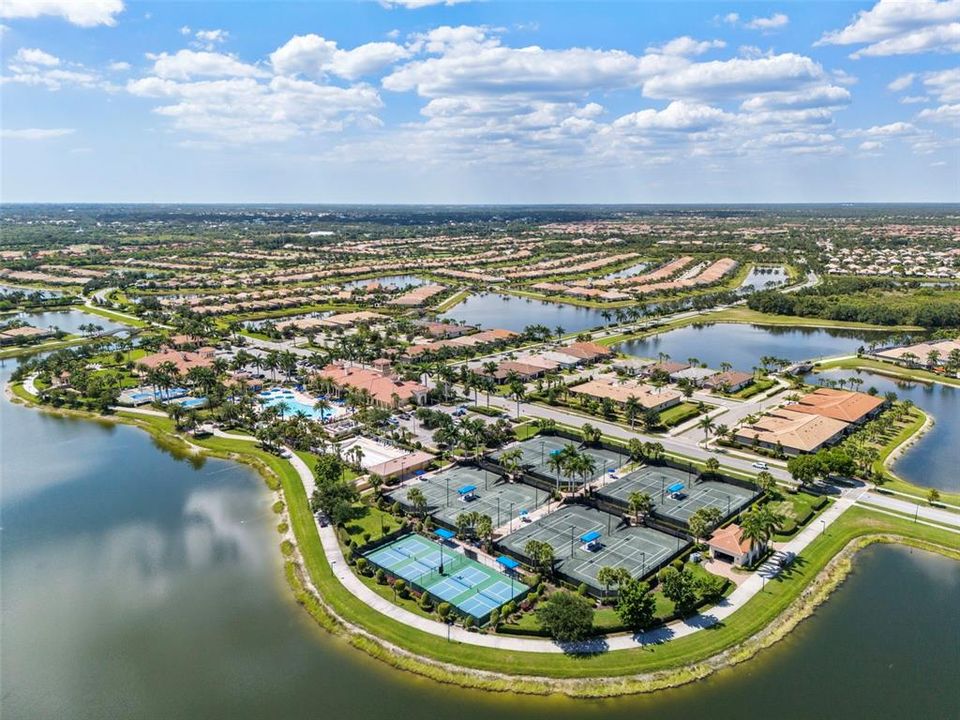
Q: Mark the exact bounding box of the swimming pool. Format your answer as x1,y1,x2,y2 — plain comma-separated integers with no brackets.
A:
126,387,189,404
257,388,344,421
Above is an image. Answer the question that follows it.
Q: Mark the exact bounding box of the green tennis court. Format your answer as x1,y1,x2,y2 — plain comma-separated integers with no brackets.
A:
364,533,528,623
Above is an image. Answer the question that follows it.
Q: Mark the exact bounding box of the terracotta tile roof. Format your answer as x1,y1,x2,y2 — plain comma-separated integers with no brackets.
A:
708,524,752,556
786,388,885,423
736,408,848,453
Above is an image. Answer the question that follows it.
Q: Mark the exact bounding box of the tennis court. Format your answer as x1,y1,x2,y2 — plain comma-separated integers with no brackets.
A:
499,505,684,592
385,465,547,529
490,436,629,487
598,465,757,525
364,533,528,623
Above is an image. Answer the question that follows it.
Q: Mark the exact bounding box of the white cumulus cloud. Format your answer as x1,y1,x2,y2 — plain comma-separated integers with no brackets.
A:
148,50,267,81
0,0,123,27
818,0,960,57
270,34,410,80
14,48,60,66
746,13,790,31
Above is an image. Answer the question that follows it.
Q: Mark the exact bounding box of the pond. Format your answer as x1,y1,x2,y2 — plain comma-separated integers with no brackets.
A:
0,283,65,298
442,293,610,335
2,361,957,720
815,368,959,492
14,308,130,336
343,274,427,289
617,323,893,370
603,262,649,280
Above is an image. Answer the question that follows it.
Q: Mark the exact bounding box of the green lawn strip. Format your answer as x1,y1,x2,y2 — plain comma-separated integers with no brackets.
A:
513,422,541,441
76,304,148,328
435,289,470,312
0,336,92,359
856,502,960,532
816,356,960,388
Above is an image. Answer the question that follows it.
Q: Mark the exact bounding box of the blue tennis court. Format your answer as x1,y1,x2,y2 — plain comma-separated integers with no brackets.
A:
363,533,530,623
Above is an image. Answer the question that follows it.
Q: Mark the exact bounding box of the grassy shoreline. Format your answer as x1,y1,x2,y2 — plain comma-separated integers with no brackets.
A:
8,385,959,697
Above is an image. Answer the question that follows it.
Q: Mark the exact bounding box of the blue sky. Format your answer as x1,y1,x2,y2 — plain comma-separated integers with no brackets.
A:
1,0,957,203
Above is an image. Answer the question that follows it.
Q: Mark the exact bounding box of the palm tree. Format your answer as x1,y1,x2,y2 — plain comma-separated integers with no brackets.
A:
697,415,716,446
627,491,653,525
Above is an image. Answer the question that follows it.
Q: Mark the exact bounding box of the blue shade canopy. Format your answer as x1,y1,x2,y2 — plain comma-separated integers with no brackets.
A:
457,484,477,495
434,528,455,540
496,556,520,569
580,530,601,543
667,482,684,494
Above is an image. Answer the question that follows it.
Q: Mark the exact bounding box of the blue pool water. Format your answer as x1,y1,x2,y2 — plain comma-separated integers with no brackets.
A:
258,389,343,421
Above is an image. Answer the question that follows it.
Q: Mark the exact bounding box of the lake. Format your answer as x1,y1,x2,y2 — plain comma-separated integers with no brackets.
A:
2,362,957,719
816,368,959,492
14,308,130,335
618,323,892,370
443,293,610,334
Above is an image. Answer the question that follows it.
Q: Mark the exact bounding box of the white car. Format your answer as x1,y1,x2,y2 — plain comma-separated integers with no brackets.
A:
752,461,769,470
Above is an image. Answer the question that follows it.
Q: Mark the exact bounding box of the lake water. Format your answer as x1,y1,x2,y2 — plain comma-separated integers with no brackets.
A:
443,293,610,334
816,368,959,492
343,274,427,289
0,283,65,298
14,308,130,335
603,262,649,280
618,323,891,370
2,361,958,719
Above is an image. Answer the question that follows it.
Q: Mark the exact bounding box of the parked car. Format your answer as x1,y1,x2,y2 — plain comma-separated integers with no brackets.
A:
752,461,769,470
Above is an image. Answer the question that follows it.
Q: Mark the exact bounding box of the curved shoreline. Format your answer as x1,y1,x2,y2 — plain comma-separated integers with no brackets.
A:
6,384,959,698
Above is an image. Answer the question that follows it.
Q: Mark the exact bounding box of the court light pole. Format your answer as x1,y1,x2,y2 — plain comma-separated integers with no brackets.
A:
496,496,501,528
641,551,646,577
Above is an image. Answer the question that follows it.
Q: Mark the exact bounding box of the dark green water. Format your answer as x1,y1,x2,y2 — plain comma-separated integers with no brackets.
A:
2,364,958,719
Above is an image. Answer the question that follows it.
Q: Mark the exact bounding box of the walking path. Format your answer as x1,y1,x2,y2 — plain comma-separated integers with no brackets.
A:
286,436,860,653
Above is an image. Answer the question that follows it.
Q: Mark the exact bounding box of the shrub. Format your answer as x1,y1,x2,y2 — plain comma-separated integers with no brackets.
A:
277,521,289,535
355,557,369,576
394,579,409,599
811,495,829,510
464,616,475,629
391,501,402,516
437,602,452,619
488,608,500,626
502,600,517,617
375,568,386,585
362,532,372,545
577,582,589,596
272,500,285,514
280,540,294,557
418,592,433,611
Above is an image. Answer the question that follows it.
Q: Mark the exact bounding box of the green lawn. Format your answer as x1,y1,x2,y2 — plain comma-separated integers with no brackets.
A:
343,502,401,542
658,401,702,428
817,356,960,388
